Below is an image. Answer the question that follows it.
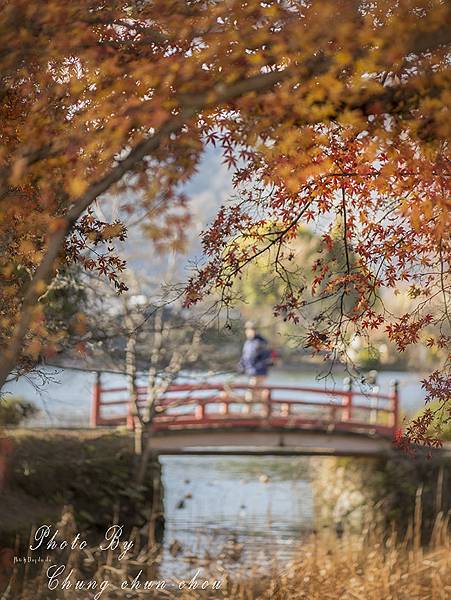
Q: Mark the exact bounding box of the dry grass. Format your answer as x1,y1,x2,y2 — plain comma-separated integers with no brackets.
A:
6,510,451,600
227,517,451,600
175,513,450,600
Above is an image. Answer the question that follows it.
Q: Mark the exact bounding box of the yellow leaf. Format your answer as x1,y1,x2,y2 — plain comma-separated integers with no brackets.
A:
34,280,47,295
9,157,27,185
27,338,42,359
68,177,88,197
335,51,352,65
410,205,421,231
19,239,35,255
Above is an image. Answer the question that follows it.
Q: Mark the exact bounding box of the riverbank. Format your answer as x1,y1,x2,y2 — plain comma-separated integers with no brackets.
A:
313,453,451,541
0,429,162,550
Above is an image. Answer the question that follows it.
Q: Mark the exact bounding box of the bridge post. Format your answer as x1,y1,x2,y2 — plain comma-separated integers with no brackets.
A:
126,400,135,430
91,371,101,427
330,404,337,424
219,389,229,416
195,402,206,421
343,377,353,421
219,401,229,416
280,401,290,418
263,388,271,418
390,380,399,430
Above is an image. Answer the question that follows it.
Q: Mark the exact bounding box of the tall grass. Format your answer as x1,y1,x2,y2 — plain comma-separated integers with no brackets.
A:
6,507,450,599
217,513,450,600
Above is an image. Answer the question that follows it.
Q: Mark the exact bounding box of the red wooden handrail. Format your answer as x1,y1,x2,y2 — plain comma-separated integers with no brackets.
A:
90,372,400,437
99,382,392,401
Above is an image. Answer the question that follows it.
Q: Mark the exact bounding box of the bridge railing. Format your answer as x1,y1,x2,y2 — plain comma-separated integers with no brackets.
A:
91,375,399,436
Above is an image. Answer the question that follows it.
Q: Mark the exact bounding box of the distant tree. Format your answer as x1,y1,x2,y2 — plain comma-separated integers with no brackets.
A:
78,265,205,461
0,397,38,426
234,224,360,347
121,287,201,461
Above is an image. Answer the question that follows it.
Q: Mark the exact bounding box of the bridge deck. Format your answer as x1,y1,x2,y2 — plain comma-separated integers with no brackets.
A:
147,426,395,457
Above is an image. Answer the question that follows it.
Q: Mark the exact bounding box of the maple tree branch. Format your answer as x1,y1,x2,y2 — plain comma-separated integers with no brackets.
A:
0,68,288,204
0,68,293,388
2,18,449,386
226,200,313,281
337,187,350,349
178,67,290,109
410,23,451,54
438,238,451,329
341,186,351,276
59,15,172,45
2,43,447,204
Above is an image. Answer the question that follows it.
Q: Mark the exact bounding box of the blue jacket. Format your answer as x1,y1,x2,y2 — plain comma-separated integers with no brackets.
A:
240,334,272,376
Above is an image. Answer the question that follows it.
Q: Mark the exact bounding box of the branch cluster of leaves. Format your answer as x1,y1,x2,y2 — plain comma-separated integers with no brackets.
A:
0,1,449,445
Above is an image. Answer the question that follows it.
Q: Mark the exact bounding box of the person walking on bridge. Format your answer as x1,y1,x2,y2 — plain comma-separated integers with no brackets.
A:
239,321,272,411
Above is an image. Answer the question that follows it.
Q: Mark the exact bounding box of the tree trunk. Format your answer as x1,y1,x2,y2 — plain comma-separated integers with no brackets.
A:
125,332,143,457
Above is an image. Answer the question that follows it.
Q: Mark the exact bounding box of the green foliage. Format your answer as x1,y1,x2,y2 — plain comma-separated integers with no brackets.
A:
414,401,451,441
236,226,313,314
0,397,38,425
235,223,359,334
43,267,88,335
356,347,381,370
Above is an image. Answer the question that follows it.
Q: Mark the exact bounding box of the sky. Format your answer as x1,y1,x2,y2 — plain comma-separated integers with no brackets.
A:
122,146,234,282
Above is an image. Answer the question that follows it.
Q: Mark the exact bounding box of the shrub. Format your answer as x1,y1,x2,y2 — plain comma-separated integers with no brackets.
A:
0,397,38,426
356,346,381,370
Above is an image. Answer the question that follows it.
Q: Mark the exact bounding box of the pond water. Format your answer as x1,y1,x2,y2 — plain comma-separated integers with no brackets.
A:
158,455,312,580
3,366,428,578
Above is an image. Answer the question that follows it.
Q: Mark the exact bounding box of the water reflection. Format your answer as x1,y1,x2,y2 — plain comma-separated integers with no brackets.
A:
158,456,312,579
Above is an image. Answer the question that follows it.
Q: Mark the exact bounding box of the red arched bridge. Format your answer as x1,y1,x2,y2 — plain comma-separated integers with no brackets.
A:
91,376,400,457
